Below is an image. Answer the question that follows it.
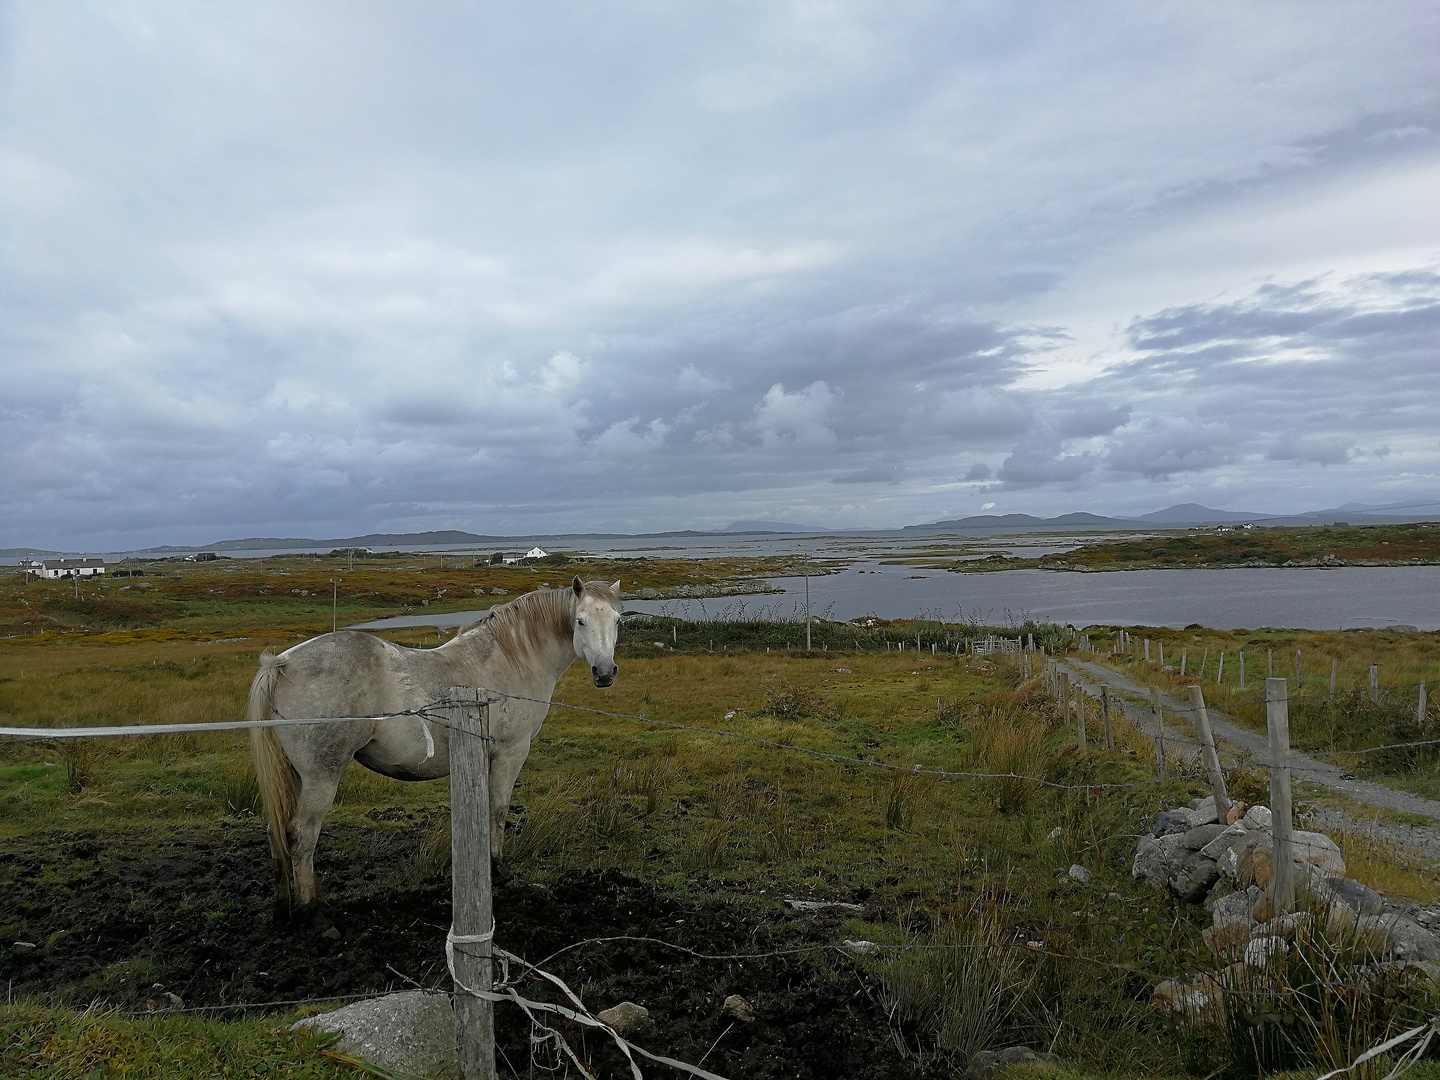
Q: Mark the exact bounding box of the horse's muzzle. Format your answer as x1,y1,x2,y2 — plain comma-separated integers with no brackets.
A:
591,663,618,687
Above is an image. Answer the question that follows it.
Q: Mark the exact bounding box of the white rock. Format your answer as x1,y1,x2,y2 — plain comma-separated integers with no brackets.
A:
1243,805,1272,829
1068,864,1092,884
1046,826,1063,842
293,992,456,1080
1184,797,1219,828
1287,830,1346,877
722,994,755,1021
597,1001,651,1034
1198,822,1249,861
842,939,880,954
1211,887,1263,929
1244,936,1289,968
786,899,864,913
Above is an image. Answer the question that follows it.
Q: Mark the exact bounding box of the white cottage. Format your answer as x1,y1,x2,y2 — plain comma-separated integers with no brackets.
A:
500,546,549,564
26,557,106,579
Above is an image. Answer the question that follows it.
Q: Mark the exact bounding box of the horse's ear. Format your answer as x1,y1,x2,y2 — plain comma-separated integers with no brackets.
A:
572,575,583,596
610,580,621,592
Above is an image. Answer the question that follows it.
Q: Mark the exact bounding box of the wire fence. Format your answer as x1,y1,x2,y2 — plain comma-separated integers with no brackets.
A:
7,644,1440,1078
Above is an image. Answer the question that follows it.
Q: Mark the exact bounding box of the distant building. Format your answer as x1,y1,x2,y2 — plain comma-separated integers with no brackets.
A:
184,552,219,562
499,546,549,564
25,557,106,579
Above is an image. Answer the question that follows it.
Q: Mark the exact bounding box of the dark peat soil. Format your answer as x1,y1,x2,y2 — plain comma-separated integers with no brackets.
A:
1,822,946,1079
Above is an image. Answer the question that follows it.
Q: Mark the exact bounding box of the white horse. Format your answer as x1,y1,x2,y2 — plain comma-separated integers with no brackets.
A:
248,577,622,913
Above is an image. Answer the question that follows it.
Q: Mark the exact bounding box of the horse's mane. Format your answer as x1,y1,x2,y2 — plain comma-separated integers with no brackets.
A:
465,581,619,665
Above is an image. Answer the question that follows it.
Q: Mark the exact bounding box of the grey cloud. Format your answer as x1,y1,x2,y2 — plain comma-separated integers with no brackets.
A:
1268,433,1354,465
1105,419,1237,479
4,5,1440,544
964,462,992,480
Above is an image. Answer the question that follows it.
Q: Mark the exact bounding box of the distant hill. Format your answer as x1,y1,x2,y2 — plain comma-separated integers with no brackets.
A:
1136,504,1266,524
0,547,66,558
903,512,1127,532
723,521,829,533
904,499,1440,532
201,530,506,551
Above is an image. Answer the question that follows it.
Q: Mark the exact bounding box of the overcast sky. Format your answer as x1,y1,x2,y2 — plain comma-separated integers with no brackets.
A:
4,2,1439,547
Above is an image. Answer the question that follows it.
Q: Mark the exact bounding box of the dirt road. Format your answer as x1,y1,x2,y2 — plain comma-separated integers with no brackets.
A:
1060,657,1440,865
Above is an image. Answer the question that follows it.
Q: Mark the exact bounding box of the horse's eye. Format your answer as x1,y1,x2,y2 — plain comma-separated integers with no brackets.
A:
577,618,586,626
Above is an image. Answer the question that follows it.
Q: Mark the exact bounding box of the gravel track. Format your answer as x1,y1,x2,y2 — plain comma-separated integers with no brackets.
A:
1059,657,1440,867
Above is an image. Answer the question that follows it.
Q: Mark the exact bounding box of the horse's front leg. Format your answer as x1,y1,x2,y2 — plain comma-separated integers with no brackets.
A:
486,743,532,879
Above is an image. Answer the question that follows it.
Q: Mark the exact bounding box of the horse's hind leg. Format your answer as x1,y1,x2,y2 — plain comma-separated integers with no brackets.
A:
288,769,345,916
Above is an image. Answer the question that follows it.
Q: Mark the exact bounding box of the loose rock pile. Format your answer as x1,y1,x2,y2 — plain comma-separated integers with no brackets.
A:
1133,796,1440,1018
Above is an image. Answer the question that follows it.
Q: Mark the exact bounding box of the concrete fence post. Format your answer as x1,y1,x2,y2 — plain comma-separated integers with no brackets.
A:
1100,686,1114,750
1419,681,1428,727
1370,665,1379,703
1072,678,1086,751
1266,678,1294,914
1330,659,1337,700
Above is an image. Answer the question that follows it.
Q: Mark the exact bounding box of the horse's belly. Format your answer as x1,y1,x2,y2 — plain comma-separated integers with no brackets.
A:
353,716,450,781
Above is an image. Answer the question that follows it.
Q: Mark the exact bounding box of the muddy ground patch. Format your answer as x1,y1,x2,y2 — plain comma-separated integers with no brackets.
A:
1,823,945,1079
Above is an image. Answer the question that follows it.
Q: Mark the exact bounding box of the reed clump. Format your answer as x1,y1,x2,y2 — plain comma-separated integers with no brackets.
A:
1196,907,1440,1078
869,895,1038,1067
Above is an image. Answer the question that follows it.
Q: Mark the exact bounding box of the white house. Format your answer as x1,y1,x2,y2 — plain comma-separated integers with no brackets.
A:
25,557,107,579
500,546,550,564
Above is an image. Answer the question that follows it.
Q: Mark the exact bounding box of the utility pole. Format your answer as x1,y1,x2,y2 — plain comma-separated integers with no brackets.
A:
330,579,342,633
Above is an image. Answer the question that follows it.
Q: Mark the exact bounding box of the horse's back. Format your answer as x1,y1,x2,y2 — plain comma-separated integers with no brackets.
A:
266,630,430,718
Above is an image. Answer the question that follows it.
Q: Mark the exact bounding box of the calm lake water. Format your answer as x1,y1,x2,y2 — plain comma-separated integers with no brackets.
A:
351,564,1440,632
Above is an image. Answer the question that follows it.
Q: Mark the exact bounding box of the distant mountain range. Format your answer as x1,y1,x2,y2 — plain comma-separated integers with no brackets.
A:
8,500,1436,558
902,501,1440,533
723,521,829,533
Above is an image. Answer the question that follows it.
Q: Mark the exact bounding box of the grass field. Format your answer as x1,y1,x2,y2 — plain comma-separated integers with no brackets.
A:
1083,624,1440,802
5,565,1440,1078
879,523,1440,573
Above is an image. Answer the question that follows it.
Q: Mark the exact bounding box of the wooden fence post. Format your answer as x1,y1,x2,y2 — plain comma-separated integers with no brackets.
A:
1149,687,1166,775
1419,681,1428,726
1180,648,1187,676
441,686,498,1080
1217,652,1224,684
1100,686,1114,750
1187,685,1230,819
1200,648,1208,678
1072,679,1086,751
1294,649,1301,689
1239,650,1245,689
1266,678,1294,914
1144,638,1150,662
1159,642,1165,667
1370,665,1379,703
1058,670,1069,716
1330,659,1337,699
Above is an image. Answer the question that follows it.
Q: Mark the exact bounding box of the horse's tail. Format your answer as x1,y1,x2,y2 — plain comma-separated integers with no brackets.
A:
249,649,299,909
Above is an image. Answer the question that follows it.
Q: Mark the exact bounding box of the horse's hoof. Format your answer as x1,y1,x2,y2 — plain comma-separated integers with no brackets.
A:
491,859,515,886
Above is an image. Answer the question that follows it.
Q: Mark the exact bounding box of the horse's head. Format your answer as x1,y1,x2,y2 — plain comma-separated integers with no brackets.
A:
572,577,622,687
